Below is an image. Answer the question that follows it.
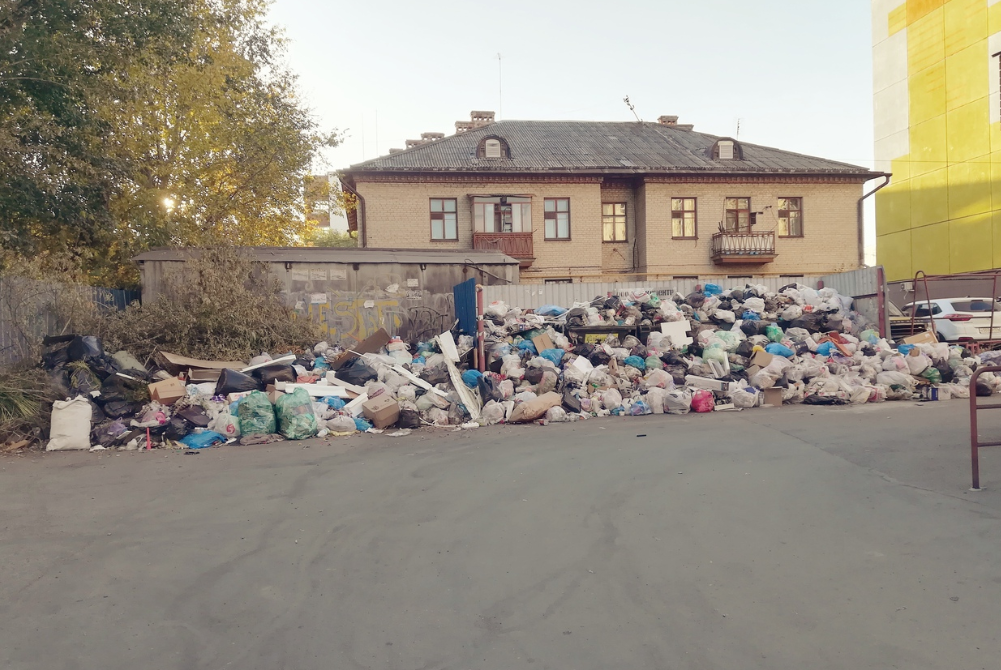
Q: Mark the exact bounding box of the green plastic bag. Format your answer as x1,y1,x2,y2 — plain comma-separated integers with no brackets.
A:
275,388,318,440
237,391,276,437
921,366,942,385
703,345,727,364
765,324,784,343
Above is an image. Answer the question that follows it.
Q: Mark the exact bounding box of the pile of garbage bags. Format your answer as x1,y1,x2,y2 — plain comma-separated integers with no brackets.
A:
37,281,1001,452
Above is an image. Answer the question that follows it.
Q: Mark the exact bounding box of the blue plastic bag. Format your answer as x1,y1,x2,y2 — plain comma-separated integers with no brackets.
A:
354,417,373,431
313,358,330,372
897,344,914,355
517,340,537,355
742,311,761,321
703,283,723,297
462,369,483,388
180,430,226,449
414,356,427,365
323,396,346,410
816,342,836,357
540,348,565,365
630,401,652,416
536,305,567,317
765,343,795,358
624,355,646,371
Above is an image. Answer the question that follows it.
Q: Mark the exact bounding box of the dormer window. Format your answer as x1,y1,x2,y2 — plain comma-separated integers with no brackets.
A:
710,138,743,161
477,135,510,159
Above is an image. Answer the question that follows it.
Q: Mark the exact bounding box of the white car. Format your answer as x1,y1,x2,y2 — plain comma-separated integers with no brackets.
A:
900,297,1001,343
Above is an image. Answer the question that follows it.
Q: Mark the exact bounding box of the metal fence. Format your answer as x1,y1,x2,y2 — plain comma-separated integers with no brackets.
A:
0,278,139,365
482,276,824,310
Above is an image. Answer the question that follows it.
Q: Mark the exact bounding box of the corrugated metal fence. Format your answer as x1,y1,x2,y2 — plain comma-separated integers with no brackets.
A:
483,276,824,310
0,278,139,365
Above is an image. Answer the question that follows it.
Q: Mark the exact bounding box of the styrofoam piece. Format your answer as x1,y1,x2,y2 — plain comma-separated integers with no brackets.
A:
661,321,693,348
281,383,350,398
443,355,480,421
436,331,461,363
572,356,594,373
240,354,296,373
345,393,369,417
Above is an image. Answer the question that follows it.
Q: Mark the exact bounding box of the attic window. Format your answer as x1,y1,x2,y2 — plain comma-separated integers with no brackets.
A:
711,138,743,160
477,135,510,159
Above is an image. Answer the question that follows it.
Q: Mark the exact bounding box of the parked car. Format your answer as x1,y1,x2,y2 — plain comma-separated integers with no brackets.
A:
896,297,1001,343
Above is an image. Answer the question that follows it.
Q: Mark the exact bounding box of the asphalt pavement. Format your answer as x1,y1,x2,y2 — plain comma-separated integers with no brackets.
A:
2,401,1000,670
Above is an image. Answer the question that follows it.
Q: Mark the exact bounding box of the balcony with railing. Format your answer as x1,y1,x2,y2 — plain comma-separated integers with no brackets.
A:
472,232,534,268
710,231,777,264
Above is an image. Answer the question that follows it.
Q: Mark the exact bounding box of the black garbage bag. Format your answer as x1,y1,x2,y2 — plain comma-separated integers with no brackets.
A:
525,367,545,385
488,357,504,374
686,292,706,308
666,365,688,386
688,342,704,358
735,340,755,357
336,358,379,386
398,408,421,429
87,399,106,424
562,388,582,413
791,313,824,333
976,380,993,397
420,365,449,386
740,321,760,337
574,343,595,358
589,349,611,366
821,315,844,333
67,335,104,364
660,351,687,367
255,364,296,385
177,406,210,427
215,368,261,395
42,344,71,370
630,344,648,358
88,355,119,380
934,360,954,383
69,365,100,396
92,420,128,447
48,369,70,398
477,376,504,403
744,288,759,298
165,416,192,441
779,283,798,293
603,296,622,312
730,289,745,302
803,394,848,406
103,400,141,419
95,375,129,405
293,357,314,369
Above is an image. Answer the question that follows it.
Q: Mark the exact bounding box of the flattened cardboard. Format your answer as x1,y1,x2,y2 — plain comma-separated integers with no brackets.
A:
750,350,774,369
329,329,391,370
148,377,185,406
362,394,400,429
903,330,938,345
158,352,246,374
188,369,222,383
532,333,555,353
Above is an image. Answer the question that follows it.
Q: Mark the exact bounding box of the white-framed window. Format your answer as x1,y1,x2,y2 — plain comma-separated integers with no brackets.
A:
430,198,457,240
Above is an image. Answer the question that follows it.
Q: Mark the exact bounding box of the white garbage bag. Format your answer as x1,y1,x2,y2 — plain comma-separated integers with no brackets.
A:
46,396,92,451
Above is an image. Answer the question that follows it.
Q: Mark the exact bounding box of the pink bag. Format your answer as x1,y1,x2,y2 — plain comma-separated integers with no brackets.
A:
691,389,716,413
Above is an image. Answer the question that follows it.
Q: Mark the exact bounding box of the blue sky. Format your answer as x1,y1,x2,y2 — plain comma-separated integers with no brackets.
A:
269,0,877,257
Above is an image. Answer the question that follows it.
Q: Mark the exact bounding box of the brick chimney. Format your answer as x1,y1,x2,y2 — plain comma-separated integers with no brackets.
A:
456,110,496,133
658,115,679,126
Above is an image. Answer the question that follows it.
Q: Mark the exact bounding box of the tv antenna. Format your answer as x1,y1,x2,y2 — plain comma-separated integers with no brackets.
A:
497,53,503,119
736,118,742,140
623,95,640,122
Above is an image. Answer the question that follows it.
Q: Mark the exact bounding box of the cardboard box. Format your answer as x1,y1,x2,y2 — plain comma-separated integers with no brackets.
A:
188,368,222,383
903,330,938,345
762,388,783,407
750,350,774,369
685,375,734,394
532,333,555,353
148,377,185,406
157,352,246,375
362,394,400,429
329,329,391,370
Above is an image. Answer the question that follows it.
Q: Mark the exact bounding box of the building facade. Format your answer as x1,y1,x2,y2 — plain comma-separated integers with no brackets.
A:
341,112,877,284
873,0,1001,281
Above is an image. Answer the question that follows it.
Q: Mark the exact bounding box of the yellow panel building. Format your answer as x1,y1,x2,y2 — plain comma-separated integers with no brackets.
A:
872,0,1001,280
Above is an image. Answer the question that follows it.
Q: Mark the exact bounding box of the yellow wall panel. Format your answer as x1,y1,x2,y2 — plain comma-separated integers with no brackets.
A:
889,4,908,36
943,0,986,57
946,100,991,162
948,160,993,219
877,229,913,279
993,211,1001,269
945,42,989,111
909,116,948,176
876,183,913,235
990,2,1001,35
891,156,912,183
910,168,950,226
992,159,1001,211
949,212,993,273
911,221,951,275
907,7,946,73
908,0,944,25
910,62,946,124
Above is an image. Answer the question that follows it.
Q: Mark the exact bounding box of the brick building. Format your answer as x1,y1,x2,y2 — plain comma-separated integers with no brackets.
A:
340,112,881,283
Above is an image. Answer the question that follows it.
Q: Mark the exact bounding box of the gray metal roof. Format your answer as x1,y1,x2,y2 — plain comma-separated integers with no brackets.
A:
133,247,519,265
345,120,873,176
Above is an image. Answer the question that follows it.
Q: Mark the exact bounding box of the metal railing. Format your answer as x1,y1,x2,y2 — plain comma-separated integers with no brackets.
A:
472,232,534,260
710,231,776,258
969,365,1001,490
